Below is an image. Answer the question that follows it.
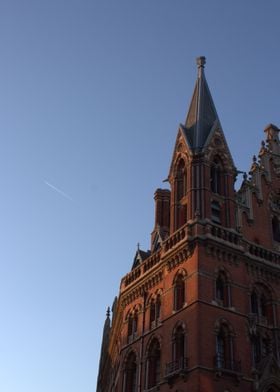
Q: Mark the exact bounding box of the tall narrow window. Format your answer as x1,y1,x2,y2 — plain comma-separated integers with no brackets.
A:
127,314,133,343
216,330,226,368
211,200,221,224
176,160,186,201
250,285,273,325
150,295,161,329
215,272,229,307
127,311,138,343
251,290,258,314
150,299,156,328
124,352,137,392
174,274,185,311
272,216,280,242
146,339,161,388
175,159,187,230
133,310,138,337
173,325,186,370
252,336,261,367
211,158,222,194
155,295,161,321
215,324,235,370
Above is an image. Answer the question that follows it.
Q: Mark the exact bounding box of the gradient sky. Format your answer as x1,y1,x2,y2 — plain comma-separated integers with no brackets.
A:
1,1,280,391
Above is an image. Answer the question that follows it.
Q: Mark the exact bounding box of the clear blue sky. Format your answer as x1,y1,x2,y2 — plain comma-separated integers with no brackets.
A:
0,1,280,391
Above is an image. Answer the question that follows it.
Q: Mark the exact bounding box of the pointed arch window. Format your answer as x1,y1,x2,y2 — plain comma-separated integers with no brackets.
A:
251,334,271,367
272,216,280,242
127,314,133,342
211,158,222,195
123,351,137,392
146,338,161,388
174,274,185,311
215,272,230,307
166,324,188,376
250,285,274,325
150,294,161,329
173,325,185,362
214,320,241,372
127,310,138,343
215,324,235,370
176,159,186,201
175,159,187,230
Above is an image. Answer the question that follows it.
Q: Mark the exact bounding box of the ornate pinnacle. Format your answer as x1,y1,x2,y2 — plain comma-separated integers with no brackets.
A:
196,56,206,69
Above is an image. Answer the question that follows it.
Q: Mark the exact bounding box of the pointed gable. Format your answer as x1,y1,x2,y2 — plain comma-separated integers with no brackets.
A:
183,56,222,151
131,247,150,270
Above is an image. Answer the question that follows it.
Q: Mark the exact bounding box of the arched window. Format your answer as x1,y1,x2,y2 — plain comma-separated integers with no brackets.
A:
150,299,156,327
155,294,161,321
127,314,133,342
251,334,271,367
123,351,137,392
176,159,186,201
175,159,187,230
174,274,185,311
173,325,185,362
127,310,138,343
215,272,230,307
150,294,161,329
211,158,222,195
272,216,280,242
250,285,274,325
214,321,239,371
251,290,258,314
146,338,161,388
166,324,187,376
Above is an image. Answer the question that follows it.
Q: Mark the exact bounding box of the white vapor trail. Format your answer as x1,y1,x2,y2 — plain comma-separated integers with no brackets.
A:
44,180,73,201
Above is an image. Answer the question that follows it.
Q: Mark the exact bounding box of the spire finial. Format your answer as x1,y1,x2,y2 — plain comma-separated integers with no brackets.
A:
137,242,140,251
196,56,206,69
106,306,110,318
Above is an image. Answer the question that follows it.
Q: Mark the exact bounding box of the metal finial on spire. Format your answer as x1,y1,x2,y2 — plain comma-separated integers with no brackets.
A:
106,307,110,318
137,242,140,251
196,56,206,69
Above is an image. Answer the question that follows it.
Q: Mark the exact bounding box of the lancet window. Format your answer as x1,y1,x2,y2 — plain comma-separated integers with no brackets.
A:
211,157,223,195
173,273,185,311
214,320,239,371
145,338,161,389
150,294,161,329
123,351,137,392
215,271,230,307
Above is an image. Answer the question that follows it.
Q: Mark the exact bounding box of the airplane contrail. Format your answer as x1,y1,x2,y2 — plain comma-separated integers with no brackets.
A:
44,180,73,201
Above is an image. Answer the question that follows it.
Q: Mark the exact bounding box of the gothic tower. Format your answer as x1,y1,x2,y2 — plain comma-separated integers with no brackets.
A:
97,58,280,392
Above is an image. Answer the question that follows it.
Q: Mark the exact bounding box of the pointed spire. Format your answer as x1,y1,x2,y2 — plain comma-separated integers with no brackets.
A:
184,56,221,150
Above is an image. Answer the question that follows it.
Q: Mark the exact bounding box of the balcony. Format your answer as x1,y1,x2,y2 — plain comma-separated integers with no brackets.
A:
165,357,188,377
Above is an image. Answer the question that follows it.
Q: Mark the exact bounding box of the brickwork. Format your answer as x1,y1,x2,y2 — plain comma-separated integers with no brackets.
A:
97,59,280,392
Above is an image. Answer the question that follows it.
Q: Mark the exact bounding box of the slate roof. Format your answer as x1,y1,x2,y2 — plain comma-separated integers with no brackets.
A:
182,56,221,151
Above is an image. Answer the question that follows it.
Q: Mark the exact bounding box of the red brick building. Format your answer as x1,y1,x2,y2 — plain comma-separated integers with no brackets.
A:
97,57,280,392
